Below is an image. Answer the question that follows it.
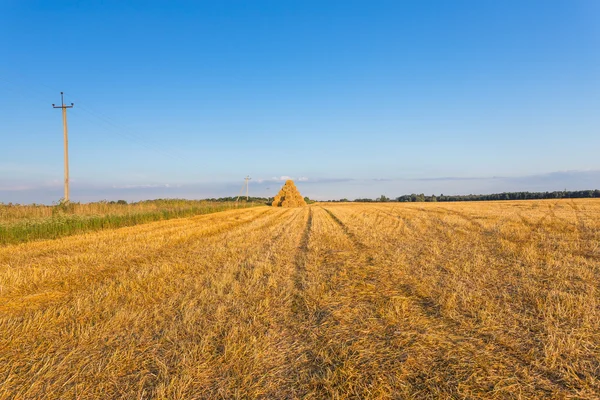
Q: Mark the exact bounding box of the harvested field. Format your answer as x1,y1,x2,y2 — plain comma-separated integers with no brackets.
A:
0,200,260,246
1,200,599,398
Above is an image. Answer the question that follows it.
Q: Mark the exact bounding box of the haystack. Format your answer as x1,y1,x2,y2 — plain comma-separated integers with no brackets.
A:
272,180,307,208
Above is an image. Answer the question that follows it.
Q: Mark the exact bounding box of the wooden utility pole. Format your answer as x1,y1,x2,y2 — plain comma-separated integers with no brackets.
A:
245,175,251,200
236,176,251,202
52,92,74,202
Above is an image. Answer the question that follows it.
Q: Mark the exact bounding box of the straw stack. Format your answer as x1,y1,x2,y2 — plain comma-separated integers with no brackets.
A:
272,180,307,208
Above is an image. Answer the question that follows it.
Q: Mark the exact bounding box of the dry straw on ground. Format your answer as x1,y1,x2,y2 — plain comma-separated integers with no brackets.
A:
1,200,599,398
272,179,307,208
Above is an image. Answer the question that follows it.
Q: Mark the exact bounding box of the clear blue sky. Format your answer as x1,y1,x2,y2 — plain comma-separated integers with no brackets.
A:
1,0,599,203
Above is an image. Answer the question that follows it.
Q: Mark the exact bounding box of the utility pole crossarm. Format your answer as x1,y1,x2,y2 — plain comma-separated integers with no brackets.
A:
52,92,74,203
52,92,74,109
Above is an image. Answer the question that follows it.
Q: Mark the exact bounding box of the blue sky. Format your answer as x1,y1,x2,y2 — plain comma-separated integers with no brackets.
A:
1,0,599,203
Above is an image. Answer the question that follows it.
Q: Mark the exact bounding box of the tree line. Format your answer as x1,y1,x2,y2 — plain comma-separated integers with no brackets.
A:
329,190,600,203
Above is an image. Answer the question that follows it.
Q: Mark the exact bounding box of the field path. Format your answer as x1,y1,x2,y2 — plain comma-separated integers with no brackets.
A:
1,201,599,399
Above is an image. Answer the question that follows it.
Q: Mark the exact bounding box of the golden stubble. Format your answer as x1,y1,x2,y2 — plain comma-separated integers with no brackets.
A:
0,199,599,398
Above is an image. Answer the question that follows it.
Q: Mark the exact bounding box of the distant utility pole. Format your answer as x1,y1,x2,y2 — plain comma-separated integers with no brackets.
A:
246,175,251,200
236,175,251,202
52,92,74,202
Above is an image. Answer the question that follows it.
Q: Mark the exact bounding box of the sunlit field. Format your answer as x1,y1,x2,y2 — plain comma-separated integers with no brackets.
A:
0,199,260,245
1,200,599,398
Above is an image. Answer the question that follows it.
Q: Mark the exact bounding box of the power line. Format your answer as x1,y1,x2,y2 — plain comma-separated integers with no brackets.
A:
59,91,189,162
71,105,185,161
0,74,189,162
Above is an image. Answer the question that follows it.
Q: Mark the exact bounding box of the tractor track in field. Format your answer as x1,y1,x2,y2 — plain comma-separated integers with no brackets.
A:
322,207,365,249
293,208,313,293
319,205,578,395
288,207,349,397
371,207,416,230
370,204,599,393
375,202,600,266
516,200,560,232
286,208,313,388
289,207,315,329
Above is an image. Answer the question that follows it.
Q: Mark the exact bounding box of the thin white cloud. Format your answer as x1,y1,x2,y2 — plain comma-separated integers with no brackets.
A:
111,184,173,189
257,176,307,183
276,176,294,181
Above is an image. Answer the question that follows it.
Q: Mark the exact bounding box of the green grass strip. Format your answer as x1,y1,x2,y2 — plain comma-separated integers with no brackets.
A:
0,202,264,246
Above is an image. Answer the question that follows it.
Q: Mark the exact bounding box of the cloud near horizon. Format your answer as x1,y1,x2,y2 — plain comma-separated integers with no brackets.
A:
1,170,599,204
255,176,309,184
